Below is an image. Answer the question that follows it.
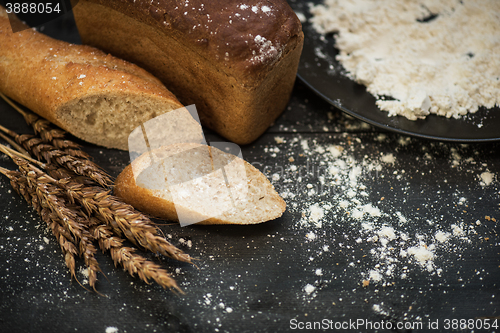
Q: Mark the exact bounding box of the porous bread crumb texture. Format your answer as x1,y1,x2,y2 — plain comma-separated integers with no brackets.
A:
58,94,179,150
310,0,500,120
115,143,285,225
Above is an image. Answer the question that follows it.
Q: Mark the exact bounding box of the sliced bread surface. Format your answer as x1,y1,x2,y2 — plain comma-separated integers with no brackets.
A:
114,143,286,225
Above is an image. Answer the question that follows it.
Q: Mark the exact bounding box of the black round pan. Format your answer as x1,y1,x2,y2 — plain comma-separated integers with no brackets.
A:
290,0,500,142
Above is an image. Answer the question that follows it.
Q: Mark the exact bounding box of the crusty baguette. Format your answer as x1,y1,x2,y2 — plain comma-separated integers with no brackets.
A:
114,143,286,225
73,0,304,145
0,7,184,150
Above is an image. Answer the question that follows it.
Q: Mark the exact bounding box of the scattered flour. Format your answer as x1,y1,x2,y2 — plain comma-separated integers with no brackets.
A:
377,226,397,242
369,270,383,282
79,267,89,285
380,153,395,165
434,231,451,243
308,203,325,228
310,0,500,120
480,171,495,186
304,283,316,295
274,136,285,144
451,224,465,236
272,133,497,291
407,245,435,267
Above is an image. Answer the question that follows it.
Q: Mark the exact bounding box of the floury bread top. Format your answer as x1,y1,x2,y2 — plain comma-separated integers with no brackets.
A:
82,0,303,76
73,0,304,144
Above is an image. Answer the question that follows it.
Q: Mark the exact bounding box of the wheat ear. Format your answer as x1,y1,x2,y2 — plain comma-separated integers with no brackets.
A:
91,224,182,293
0,142,190,264
1,168,81,286
58,179,193,264
11,157,103,290
0,124,112,187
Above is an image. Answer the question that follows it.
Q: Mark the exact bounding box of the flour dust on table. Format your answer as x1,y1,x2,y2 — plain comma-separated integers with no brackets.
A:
263,132,498,315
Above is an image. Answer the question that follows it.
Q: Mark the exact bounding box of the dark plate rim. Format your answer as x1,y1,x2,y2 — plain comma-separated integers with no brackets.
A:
292,0,500,144
297,73,500,143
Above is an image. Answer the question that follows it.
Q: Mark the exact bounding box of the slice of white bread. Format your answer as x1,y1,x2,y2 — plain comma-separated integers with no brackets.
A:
114,143,286,225
0,7,183,150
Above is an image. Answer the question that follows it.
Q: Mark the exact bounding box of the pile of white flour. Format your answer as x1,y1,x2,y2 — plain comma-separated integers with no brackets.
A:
310,0,500,120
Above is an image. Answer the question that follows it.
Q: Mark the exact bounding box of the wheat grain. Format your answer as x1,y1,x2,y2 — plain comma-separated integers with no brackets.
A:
0,93,90,159
58,178,193,264
3,169,80,283
28,115,91,159
14,134,112,187
0,100,193,292
91,224,182,293
0,112,111,187
3,148,191,264
12,157,104,289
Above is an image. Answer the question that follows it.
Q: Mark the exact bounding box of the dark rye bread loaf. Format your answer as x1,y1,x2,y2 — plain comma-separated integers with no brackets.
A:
73,0,304,144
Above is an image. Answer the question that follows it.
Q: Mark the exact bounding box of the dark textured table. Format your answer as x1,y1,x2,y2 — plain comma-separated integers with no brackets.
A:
0,9,499,333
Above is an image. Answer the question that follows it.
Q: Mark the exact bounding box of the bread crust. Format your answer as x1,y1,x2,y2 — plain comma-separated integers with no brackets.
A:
0,7,184,150
73,0,304,144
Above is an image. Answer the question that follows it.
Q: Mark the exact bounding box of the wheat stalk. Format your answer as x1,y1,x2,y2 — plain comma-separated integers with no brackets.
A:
0,95,194,292
17,134,112,187
2,168,81,286
56,178,192,264
0,125,112,187
1,142,192,264
0,93,110,186
11,156,103,290
91,224,182,293
1,149,192,289
0,126,29,156
1,160,186,292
